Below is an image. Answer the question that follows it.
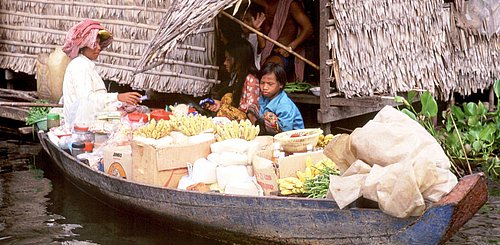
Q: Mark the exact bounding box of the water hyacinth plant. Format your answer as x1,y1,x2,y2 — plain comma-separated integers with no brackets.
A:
395,80,500,180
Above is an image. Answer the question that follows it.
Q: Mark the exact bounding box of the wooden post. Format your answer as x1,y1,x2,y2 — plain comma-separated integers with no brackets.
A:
5,70,15,89
319,0,331,134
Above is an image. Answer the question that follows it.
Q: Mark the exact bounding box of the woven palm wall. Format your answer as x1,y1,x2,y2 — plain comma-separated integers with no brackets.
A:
0,0,219,97
450,0,500,97
326,0,499,100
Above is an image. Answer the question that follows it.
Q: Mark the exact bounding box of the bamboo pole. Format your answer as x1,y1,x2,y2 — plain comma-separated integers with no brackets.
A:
0,102,62,107
220,11,319,71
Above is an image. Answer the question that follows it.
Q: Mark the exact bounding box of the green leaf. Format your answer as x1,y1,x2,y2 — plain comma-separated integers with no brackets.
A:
468,115,480,127
445,118,453,131
420,91,438,117
407,91,416,106
401,108,417,120
472,140,482,152
478,101,488,116
465,102,478,116
469,129,480,140
494,79,500,100
394,96,404,103
451,105,465,120
479,125,496,142
446,130,459,144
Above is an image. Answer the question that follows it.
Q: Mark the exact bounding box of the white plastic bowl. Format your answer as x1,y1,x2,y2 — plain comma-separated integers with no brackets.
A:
309,87,320,96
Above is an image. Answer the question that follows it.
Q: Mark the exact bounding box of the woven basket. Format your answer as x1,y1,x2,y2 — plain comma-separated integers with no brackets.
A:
274,128,323,153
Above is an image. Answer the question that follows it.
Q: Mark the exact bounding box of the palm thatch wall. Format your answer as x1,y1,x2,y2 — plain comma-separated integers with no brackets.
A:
0,0,224,97
326,0,500,100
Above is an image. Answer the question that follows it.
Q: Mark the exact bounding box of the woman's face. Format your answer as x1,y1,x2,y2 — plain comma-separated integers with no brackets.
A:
223,51,235,73
81,42,102,60
260,72,282,99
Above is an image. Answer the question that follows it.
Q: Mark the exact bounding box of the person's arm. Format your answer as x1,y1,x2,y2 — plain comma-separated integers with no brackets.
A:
274,99,304,131
71,60,141,106
238,75,260,112
287,1,313,52
252,12,267,52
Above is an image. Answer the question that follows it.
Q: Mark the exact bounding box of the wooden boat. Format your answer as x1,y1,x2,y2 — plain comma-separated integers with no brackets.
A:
38,131,488,244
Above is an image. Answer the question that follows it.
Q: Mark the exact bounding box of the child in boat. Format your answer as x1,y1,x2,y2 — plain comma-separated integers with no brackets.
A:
247,62,304,135
205,38,260,121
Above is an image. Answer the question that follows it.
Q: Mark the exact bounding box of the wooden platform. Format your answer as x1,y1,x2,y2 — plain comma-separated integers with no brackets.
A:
288,93,400,123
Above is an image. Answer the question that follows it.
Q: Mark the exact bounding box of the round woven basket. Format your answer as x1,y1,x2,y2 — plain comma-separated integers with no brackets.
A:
274,128,323,153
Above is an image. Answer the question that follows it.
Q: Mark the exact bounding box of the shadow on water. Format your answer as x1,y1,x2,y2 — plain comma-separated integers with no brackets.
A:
36,151,226,245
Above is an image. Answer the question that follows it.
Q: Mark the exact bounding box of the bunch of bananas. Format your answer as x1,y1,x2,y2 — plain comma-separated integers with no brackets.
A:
277,177,304,196
296,157,340,198
170,114,215,136
215,119,260,141
133,119,172,139
296,157,339,182
316,134,336,148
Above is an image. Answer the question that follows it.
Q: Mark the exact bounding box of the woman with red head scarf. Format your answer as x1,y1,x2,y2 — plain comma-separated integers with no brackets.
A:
61,19,141,128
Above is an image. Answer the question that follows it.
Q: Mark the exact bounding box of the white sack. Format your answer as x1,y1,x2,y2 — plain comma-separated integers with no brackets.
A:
210,138,249,153
329,106,458,218
191,158,217,184
216,165,251,190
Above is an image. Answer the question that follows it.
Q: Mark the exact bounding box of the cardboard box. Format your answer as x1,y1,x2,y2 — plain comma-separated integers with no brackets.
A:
103,145,133,180
131,139,214,187
253,149,327,196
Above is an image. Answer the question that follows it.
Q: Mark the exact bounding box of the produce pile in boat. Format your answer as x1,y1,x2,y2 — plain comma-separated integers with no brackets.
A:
42,103,459,218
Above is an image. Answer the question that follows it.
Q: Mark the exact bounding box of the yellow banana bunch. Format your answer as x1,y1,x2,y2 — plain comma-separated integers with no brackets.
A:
170,114,215,136
316,134,336,148
133,119,172,139
277,177,305,195
296,157,339,182
215,119,260,141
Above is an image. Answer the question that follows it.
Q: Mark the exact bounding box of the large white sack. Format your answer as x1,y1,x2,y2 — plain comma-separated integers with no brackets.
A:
191,158,218,184
328,106,458,218
210,138,249,153
216,165,251,190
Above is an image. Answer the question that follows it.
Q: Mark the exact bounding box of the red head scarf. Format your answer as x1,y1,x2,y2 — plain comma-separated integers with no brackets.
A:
62,19,113,59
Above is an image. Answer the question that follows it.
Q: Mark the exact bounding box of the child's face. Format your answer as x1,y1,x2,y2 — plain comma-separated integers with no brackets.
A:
223,51,235,73
260,72,282,99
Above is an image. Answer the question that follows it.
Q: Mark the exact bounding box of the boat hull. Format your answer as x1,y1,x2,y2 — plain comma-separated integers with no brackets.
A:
38,132,487,244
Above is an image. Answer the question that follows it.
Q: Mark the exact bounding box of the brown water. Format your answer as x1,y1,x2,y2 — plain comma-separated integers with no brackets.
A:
0,133,498,244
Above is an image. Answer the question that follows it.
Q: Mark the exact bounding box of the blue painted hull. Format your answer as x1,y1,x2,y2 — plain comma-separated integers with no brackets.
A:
38,132,487,244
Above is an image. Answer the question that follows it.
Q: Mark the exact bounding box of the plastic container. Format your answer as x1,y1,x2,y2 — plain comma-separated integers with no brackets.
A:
128,111,149,129
127,111,149,123
35,118,48,131
84,141,93,153
73,125,94,143
46,113,60,130
150,109,172,121
71,141,85,157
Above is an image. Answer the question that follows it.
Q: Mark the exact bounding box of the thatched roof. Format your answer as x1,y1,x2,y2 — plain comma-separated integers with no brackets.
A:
0,0,238,97
327,0,500,100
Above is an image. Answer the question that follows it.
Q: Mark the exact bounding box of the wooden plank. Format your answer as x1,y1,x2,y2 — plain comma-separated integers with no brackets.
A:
0,106,28,121
288,93,320,104
317,104,389,123
289,93,398,108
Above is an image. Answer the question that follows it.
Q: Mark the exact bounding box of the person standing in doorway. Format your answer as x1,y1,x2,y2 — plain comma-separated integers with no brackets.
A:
253,0,313,82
